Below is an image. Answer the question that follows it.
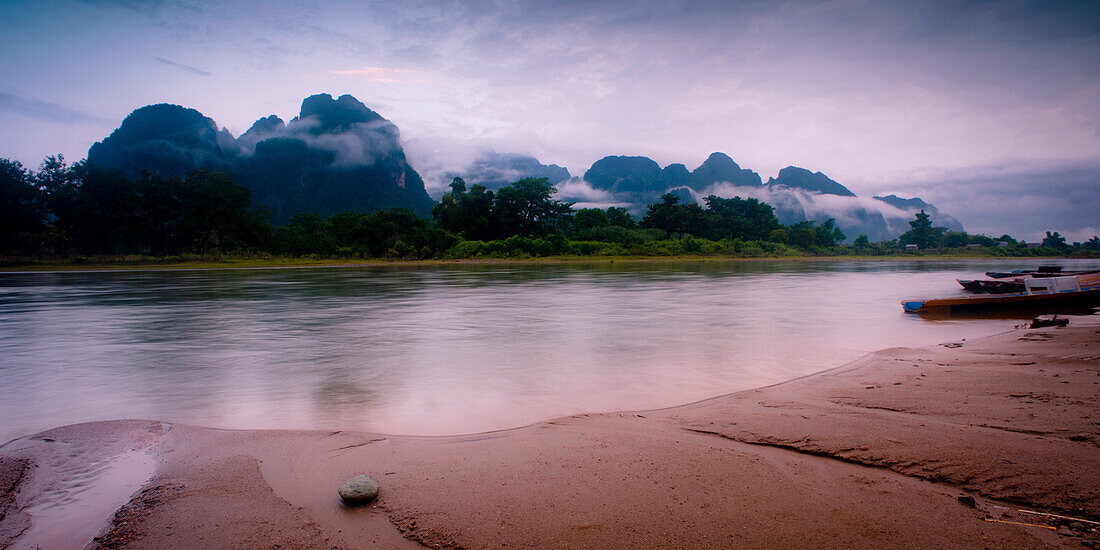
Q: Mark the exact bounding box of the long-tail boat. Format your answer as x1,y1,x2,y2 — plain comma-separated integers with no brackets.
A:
904,272,1100,314
956,267,1098,294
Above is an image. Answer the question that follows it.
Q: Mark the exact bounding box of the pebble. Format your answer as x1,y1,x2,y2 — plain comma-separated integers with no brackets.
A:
338,474,380,506
956,494,976,508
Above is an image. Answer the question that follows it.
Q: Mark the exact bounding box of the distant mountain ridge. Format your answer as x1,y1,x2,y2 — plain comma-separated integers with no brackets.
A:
567,152,962,242
448,152,570,190
873,194,964,233
87,95,961,241
583,152,763,196
767,167,855,197
88,94,434,224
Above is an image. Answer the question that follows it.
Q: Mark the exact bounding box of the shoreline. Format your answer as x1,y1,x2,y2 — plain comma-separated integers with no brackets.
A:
2,319,1098,548
0,253,1089,273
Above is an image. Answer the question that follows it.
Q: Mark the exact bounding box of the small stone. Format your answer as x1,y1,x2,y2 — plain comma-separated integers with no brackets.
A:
957,494,976,508
1057,525,1074,536
338,474,380,506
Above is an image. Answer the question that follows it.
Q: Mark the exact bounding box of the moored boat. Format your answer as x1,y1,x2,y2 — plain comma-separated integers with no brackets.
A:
956,279,983,291
904,272,1100,314
984,265,1062,279
957,267,1098,293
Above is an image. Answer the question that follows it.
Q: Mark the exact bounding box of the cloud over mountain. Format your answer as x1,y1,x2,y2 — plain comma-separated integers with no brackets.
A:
565,152,964,242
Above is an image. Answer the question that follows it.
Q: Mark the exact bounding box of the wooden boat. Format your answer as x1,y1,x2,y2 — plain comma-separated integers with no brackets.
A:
956,279,984,291
958,267,1098,293
904,272,1100,314
984,266,1062,279
979,279,1026,293
956,276,1027,293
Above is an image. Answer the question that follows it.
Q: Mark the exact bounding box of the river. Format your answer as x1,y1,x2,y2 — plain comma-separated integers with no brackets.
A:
1,258,1097,442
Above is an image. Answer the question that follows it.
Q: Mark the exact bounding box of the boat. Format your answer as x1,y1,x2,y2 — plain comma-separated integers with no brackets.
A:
979,279,1027,293
956,276,1027,293
957,267,1098,293
956,279,984,291
904,272,1100,314
984,265,1062,279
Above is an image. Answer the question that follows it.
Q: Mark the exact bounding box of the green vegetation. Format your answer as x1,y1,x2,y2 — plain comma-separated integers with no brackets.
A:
2,156,1097,267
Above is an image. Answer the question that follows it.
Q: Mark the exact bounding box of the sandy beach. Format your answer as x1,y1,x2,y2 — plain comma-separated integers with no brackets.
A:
1,318,1097,549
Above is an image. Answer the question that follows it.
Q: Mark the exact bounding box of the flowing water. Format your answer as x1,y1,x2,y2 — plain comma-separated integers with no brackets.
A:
2,258,1097,442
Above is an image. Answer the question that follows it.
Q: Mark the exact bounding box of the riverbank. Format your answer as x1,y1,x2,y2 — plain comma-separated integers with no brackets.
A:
1,252,1091,272
1,319,1097,548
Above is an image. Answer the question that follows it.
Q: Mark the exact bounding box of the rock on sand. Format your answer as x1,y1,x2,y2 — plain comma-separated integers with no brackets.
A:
338,474,380,506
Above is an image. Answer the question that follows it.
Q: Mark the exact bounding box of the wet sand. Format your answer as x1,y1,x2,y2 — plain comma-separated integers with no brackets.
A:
1,319,1097,549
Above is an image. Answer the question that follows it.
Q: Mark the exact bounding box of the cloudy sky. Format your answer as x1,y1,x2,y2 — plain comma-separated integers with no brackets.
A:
1,0,1097,240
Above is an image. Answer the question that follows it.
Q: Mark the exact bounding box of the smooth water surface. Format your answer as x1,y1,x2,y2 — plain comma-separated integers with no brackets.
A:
2,259,1097,442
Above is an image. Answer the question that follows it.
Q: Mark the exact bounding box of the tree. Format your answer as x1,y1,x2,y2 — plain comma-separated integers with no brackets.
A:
492,177,574,238
606,207,636,228
943,230,969,248
640,193,705,238
0,158,45,254
448,176,467,195
461,184,496,240
1083,236,1100,251
787,221,816,249
573,208,610,230
969,234,996,247
701,195,780,241
432,178,495,240
1042,231,1067,249
178,170,268,256
431,177,469,235
276,213,336,256
852,234,871,249
899,210,945,249
814,218,845,248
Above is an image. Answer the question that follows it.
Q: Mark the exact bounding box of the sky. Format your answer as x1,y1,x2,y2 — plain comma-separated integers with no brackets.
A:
1,0,1098,241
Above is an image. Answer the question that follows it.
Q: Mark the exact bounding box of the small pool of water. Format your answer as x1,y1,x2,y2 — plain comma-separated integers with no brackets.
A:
12,449,156,549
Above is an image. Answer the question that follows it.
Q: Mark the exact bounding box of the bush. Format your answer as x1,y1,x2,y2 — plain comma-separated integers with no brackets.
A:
568,241,627,256
570,226,658,245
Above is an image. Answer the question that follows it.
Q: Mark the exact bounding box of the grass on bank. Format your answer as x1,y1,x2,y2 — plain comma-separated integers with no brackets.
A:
2,237,1094,272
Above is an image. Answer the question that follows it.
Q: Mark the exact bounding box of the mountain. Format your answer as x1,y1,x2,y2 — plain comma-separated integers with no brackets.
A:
583,156,667,195
766,166,856,196
758,166,890,239
569,152,960,242
238,115,285,148
873,194,965,233
661,163,691,188
689,152,762,190
584,152,763,196
87,94,435,224
87,104,240,178
450,152,570,190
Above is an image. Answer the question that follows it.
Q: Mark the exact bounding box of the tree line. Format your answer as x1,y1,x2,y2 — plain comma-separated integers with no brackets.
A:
2,155,1096,261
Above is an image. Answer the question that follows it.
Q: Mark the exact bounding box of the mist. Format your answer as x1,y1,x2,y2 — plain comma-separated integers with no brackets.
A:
239,116,400,168
875,160,1100,243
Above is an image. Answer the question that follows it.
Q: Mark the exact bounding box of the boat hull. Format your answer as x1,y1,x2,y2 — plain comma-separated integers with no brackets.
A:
956,279,983,291
902,287,1100,314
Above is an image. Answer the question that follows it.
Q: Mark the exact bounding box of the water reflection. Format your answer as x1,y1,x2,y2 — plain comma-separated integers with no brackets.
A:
1,259,1097,442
